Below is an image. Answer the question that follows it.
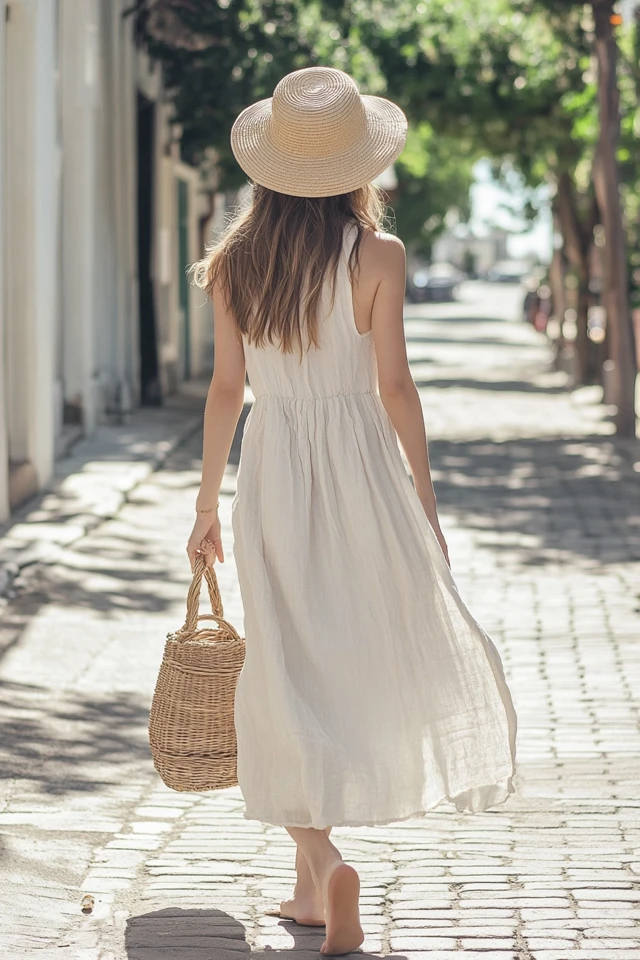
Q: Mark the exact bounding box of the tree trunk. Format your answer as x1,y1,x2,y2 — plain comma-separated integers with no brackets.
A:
591,0,637,436
553,171,597,384
575,263,592,383
547,233,566,369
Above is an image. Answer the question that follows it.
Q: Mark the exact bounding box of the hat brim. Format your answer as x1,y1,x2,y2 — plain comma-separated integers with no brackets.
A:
230,95,407,198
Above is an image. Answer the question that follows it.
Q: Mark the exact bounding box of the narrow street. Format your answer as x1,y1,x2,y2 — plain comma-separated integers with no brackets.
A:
1,284,638,960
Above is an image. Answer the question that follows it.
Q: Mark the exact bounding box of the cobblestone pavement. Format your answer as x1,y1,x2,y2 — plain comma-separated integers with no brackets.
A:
1,283,639,960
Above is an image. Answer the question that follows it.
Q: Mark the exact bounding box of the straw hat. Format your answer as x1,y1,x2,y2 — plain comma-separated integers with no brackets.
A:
230,66,407,198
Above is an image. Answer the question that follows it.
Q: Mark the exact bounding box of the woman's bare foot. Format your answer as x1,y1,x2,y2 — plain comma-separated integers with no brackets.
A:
319,862,364,956
278,844,326,925
282,826,361,951
278,892,325,926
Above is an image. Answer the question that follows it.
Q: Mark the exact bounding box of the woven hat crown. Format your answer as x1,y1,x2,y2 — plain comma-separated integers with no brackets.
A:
270,68,366,159
230,65,407,197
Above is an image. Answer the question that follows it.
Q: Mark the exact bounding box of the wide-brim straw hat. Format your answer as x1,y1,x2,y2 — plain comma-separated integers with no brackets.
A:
230,66,408,198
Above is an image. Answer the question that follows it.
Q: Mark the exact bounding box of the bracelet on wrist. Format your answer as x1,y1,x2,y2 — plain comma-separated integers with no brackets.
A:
196,500,220,515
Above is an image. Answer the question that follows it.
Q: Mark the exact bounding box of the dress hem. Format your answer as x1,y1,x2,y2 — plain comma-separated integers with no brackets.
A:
240,771,516,830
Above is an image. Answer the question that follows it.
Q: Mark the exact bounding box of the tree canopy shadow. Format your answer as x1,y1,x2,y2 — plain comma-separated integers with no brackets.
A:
413,376,568,395
403,313,508,325
0,679,152,795
406,333,532,348
429,434,639,566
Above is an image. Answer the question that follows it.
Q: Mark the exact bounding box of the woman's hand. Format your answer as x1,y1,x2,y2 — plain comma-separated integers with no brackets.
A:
186,511,224,572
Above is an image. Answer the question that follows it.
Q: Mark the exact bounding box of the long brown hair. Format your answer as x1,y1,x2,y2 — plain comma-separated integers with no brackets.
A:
192,183,386,356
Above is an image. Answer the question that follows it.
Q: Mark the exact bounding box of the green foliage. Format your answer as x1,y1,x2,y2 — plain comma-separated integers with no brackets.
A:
131,0,474,251
522,0,638,301
393,124,473,256
348,0,592,186
132,0,638,271
130,0,382,178
619,15,640,307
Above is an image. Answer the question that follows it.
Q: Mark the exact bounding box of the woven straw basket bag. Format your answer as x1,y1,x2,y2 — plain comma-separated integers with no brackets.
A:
149,554,246,791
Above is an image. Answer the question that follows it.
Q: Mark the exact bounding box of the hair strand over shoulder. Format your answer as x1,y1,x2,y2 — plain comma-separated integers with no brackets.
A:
191,183,388,358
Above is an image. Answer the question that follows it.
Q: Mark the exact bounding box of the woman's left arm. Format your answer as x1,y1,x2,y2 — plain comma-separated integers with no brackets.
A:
186,280,246,570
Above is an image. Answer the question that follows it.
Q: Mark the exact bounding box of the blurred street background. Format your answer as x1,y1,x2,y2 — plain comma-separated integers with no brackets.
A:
0,1,639,959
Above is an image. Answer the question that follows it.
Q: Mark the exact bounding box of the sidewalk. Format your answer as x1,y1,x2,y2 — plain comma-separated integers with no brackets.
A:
0,384,209,957
0,384,209,595
1,283,639,960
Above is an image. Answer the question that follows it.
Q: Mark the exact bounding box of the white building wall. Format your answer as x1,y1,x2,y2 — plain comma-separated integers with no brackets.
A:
151,106,205,392
0,2,8,519
156,148,180,394
174,159,206,380
57,0,142,432
32,0,60,481
0,2,205,520
59,0,99,431
91,0,139,417
2,0,59,517
107,3,140,411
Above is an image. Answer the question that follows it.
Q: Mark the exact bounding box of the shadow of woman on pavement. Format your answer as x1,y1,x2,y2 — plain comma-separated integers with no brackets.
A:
125,906,408,959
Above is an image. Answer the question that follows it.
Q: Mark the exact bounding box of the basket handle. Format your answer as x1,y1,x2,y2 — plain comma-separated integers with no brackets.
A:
192,612,243,642
184,553,224,632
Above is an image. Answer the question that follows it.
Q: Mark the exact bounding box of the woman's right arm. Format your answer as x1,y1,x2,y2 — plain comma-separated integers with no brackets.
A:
367,234,450,566
186,279,246,570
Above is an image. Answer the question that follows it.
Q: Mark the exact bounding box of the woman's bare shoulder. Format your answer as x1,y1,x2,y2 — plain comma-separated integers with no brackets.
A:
356,229,406,294
359,229,405,274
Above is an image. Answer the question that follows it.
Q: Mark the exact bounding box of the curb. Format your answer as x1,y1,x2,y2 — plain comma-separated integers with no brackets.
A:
0,388,206,600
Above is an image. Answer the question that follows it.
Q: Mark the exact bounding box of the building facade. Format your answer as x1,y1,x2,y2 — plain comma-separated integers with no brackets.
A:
0,0,211,521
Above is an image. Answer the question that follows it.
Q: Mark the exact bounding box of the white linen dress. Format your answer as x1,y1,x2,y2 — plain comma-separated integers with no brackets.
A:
231,222,517,829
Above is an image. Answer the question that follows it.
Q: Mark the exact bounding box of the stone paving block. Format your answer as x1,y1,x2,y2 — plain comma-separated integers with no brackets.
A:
577,890,640,902
107,837,164,851
526,937,580,949
462,897,572,909
389,897,455,910
124,951,249,960
389,936,459,950
581,939,640,949
402,924,520,938
460,939,519,950
530,953,640,960
522,920,584,931
399,953,518,960
391,907,519,920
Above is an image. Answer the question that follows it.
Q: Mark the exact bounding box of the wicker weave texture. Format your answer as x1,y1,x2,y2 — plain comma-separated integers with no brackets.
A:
148,556,246,791
230,66,407,198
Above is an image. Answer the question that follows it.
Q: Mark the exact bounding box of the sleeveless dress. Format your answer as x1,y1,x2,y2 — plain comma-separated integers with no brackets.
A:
231,222,517,829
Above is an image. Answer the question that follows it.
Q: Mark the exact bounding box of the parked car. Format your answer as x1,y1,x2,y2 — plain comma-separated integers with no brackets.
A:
487,259,531,283
407,262,463,302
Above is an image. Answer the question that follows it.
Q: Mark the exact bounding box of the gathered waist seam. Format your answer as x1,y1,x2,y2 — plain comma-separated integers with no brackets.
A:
253,390,377,402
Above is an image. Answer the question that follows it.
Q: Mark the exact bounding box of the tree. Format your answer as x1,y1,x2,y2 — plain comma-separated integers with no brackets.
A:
531,0,636,435
619,6,640,302
393,123,474,258
130,0,473,244
129,0,340,177
590,0,636,435
348,0,599,373
333,0,636,428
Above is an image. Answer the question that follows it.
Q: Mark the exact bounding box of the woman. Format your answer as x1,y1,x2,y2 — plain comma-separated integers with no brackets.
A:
187,67,517,957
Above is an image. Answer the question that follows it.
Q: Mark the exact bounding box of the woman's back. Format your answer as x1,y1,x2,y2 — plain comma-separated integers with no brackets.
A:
242,223,377,401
